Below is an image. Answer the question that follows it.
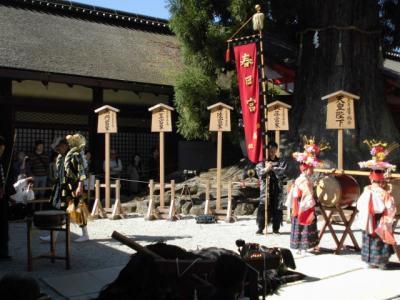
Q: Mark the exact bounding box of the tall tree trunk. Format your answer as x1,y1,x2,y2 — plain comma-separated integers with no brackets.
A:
287,0,399,171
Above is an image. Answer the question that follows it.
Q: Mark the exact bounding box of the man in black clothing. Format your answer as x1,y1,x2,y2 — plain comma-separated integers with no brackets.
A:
255,141,287,235
0,136,10,260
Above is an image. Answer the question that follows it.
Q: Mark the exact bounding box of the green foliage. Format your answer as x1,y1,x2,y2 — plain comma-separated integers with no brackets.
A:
168,0,400,140
173,65,217,140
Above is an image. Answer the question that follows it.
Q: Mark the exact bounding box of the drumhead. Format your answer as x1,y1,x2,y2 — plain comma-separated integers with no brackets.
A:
316,176,341,207
316,175,360,208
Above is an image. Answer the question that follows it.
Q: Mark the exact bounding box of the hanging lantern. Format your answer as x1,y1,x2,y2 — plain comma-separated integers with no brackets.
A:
252,4,265,32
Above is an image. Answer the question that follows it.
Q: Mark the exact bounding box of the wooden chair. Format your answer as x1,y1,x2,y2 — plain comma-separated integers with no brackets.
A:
27,210,71,271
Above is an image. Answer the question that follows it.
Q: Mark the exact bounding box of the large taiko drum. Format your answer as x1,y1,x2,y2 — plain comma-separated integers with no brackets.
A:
386,178,400,216
316,174,360,208
33,210,67,228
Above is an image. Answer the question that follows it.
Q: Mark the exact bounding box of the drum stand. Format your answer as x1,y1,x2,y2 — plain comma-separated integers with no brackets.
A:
392,215,400,261
317,202,360,254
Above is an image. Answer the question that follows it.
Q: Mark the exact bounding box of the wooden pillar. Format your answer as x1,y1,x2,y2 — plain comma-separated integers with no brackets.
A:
90,88,103,174
159,131,165,208
104,132,110,208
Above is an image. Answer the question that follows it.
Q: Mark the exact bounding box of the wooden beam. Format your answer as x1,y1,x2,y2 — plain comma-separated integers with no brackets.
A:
0,67,174,95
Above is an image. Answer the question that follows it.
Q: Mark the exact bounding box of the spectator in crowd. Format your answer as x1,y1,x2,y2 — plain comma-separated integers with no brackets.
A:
103,149,123,178
12,151,27,183
27,140,49,199
148,147,159,181
127,153,143,194
9,175,35,220
48,151,59,186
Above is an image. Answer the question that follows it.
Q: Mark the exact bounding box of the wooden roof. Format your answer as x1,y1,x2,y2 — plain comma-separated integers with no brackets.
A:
0,0,183,87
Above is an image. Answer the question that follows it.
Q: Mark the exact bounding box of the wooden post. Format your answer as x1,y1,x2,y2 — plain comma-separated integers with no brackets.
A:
160,131,165,208
275,131,280,155
338,129,344,170
111,179,124,219
207,102,233,212
322,90,360,170
225,181,234,223
216,130,222,210
146,179,155,220
204,179,210,214
94,105,120,209
105,132,110,208
91,179,106,218
168,180,176,220
149,103,174,209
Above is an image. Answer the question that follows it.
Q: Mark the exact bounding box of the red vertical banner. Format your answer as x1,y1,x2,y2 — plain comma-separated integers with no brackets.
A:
234,42,263,163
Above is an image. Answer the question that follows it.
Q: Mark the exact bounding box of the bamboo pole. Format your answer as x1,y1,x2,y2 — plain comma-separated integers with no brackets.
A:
314,168,400,178
216,131,222,210
159,131,165,208
105,132,110,208
259,30,269,235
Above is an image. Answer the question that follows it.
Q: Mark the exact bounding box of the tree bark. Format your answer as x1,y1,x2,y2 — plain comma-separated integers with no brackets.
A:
286,0,399,171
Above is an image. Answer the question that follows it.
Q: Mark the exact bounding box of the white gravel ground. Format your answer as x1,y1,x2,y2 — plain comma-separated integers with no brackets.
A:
1,214,399,299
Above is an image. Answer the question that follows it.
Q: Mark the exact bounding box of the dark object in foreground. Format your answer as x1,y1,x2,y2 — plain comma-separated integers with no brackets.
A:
98,231,304,300
236,239,305,295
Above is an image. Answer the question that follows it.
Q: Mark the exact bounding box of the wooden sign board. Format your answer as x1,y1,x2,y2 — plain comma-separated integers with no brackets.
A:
322,91,360,130
266,101,291,131
150,105,173,132
95,106,119,133
207,102,233,132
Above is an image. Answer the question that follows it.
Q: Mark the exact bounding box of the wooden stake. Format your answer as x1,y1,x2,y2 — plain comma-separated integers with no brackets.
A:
145,180,155,220
111,180,124,219
204,179,210,214
216,131,222,210
275,130,280,157
338,129,343,170
168,180,176,220
105,132,111,208
159,131,165,208
225,181,233,222
91,179,106,218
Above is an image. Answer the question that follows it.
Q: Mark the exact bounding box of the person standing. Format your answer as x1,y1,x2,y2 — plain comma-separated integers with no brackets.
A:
64,134,90,242
103,149,123,178
287,137,328,254
27,140,49,199
0,136,10,260
147,147,159,181
127,153,143,194
255,141,287,235
357,141,398,269
41,134,89,242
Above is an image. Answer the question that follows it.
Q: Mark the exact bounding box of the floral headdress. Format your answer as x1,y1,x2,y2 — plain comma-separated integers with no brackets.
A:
292,136,330,167
358,140,398,172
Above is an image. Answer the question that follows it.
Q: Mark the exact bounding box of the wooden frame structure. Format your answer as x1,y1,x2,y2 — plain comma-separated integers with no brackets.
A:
145,179,179,221
91,179,125,220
